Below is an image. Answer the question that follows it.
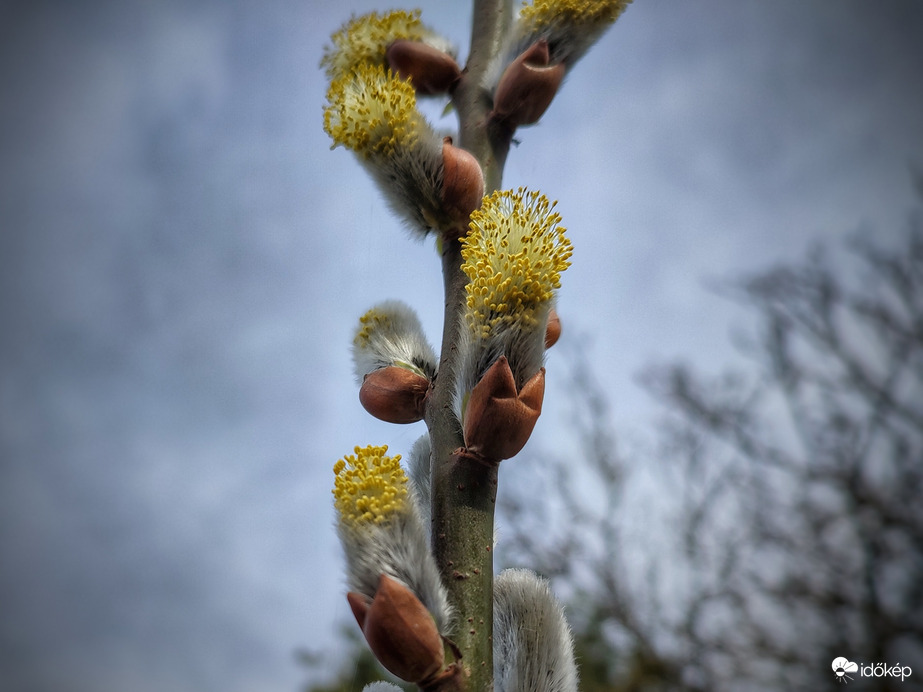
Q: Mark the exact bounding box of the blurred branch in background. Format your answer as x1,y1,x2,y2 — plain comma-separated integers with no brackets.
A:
497,188,923,690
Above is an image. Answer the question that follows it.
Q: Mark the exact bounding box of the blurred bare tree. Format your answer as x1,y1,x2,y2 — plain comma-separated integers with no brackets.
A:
499,195,923,690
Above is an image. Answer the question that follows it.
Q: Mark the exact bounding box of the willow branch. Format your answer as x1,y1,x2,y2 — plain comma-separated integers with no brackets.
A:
425,0,512,689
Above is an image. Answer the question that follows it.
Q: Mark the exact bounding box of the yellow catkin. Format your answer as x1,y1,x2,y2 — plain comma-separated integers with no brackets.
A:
323,63,419,159
333,445,408,527
321,9,427,80
461,188,572,338
519,0,631,30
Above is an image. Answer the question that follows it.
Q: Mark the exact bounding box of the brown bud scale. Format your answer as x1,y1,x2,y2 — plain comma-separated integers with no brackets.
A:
463,356,545,462
386,39,461,95
348,574,445,684
359,366,429,424
491,39,565,127
545,308,562,348
441,137,485,231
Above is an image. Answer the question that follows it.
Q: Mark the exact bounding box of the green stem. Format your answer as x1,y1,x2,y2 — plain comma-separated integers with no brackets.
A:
426,236,498,687
425,1,512,689
454,0,513,191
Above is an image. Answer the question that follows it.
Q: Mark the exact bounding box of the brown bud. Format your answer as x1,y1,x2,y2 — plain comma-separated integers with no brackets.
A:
359,366,429,424
441,136,485,227
545,308,562,348
463,356,545,462
386,39,462,95
347,574,445,684
491,39,566,127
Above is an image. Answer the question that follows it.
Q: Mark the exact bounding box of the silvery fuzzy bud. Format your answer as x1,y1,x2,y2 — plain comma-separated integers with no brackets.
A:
352,302,436,424
494,569,578,692
353,300,437,383
362,684,404,692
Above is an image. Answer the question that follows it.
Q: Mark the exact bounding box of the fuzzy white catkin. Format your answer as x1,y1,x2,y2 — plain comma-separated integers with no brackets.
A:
494,568,579,692
352,300,437,382
362,683,403,692
364,132,447,236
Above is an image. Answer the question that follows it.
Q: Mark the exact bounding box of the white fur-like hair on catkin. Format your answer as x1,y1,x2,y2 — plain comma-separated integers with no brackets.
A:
418,32,457,61
363,125,446,237
493,568,579,692
407,433,432,528
361,683,403,692
338,501,452,634
352,300,437,383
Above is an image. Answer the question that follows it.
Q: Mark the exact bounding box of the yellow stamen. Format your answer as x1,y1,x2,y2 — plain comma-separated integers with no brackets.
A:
321,9,428,80
461,188,572,337
354,307,391,347
519,0,631,31
323,63,420,159
333,445,408,527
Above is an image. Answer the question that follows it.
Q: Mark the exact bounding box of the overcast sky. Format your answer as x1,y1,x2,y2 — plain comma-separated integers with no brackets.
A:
1,1,922,690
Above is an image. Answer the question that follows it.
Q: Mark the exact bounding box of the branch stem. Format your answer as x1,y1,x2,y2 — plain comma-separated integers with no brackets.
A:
454,0,513,190
426,236,498,684
425,1,512,688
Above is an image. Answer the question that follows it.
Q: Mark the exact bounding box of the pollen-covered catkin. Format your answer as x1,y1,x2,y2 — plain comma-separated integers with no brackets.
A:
323,63,472,235
455,187,571,417
321,9,455,82
332,445,452,633
515,0,633,67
